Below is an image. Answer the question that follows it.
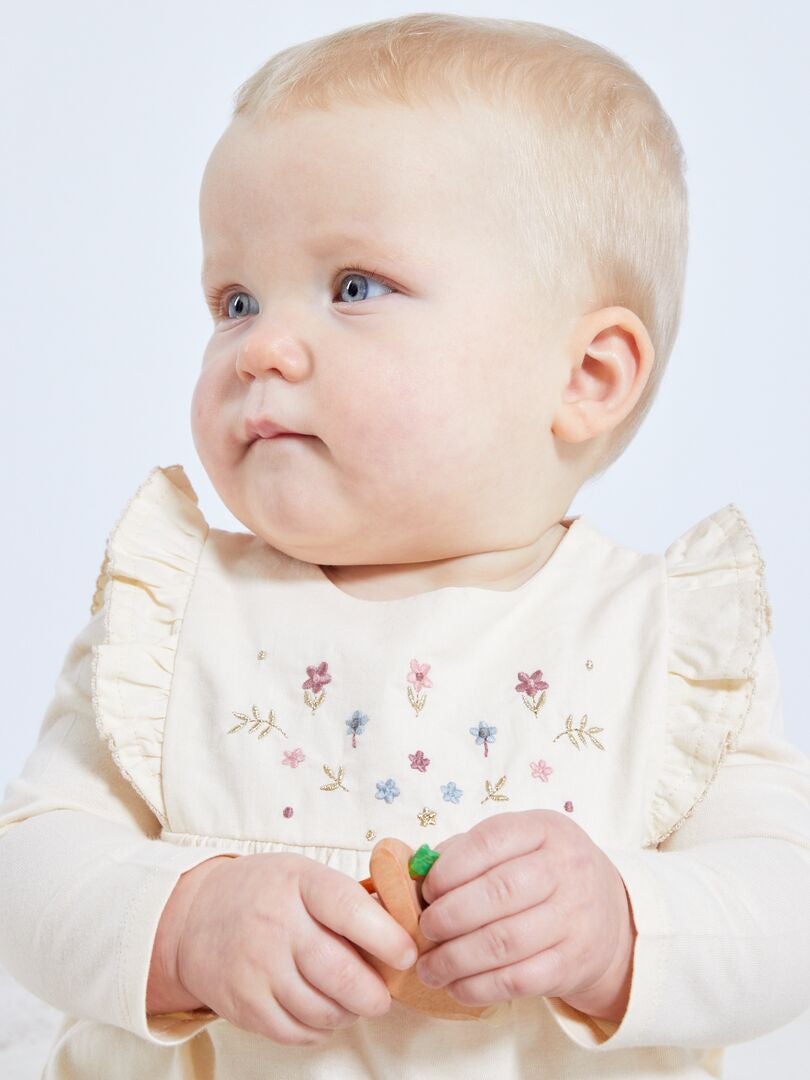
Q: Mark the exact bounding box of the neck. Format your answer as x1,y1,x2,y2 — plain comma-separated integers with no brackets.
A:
320,519,571,602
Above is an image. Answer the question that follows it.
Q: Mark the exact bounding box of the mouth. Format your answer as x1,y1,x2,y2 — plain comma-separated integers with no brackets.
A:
245,415,311,442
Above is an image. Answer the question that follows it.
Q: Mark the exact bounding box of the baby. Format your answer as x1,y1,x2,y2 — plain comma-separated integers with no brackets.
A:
2,12,809,1080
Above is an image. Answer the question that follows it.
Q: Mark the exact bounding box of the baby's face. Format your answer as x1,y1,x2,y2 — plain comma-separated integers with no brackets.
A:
194,100,573,566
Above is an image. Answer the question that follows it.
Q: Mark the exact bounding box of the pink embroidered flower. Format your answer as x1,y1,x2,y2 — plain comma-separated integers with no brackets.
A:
409,749,430,772
282,748,306,768
515,670,549,697
407,660,433,690
530,759,553,782
302,661,332,692
564,801,574,813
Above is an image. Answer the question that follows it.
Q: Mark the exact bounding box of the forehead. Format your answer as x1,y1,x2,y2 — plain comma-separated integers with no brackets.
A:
199,100,515,272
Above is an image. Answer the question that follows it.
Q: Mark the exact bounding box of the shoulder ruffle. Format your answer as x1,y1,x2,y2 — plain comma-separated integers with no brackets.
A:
647,503,773,847
90,465,208,828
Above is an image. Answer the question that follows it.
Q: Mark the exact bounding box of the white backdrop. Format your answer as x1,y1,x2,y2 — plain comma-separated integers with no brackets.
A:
1,1,808,1076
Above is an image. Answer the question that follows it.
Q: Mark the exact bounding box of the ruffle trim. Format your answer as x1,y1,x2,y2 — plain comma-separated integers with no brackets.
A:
647,503,773,847
90,465,208,828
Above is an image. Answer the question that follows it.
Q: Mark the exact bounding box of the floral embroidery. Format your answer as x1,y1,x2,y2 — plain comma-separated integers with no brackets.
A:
257,649,267,660
553,713,605,751
469,721,497,757
407,659,432,715
481,776,509,804
409,749,430,772
345,710,370,748
228,706,288,739
417,807,438,827
564,801,574,812
375,778,401,804
585,659,594,670
302,661,332,715
440,781,463,803
366,829,376,841
282,748,306,768
282,805,293,818
320,764,349,791
515,669,549,717
530,759,553,781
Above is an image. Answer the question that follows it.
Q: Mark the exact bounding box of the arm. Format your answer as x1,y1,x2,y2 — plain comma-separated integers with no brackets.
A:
0,607,232,1045
544,633,810,1050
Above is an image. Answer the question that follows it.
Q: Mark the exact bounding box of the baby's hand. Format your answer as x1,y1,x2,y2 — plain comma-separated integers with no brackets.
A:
167,853,418,1045
415,810,636,1021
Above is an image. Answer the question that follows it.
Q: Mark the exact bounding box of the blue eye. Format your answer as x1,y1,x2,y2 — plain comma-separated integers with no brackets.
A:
336,269,394,304
227,291,260,319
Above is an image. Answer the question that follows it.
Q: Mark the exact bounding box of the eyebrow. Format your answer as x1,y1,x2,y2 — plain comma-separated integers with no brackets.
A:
201,233,413,286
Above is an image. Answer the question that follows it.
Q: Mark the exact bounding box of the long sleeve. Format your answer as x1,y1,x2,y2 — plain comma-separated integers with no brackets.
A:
0,606,229,1047
544,631,810,1050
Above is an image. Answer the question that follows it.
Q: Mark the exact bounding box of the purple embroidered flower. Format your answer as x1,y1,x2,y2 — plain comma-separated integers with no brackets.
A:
469,722,497,757
409,749,430,772
345,710,369,748
282,806,294,818
375,778,400,804
407,659,433,690
282,748,306,768
530,759,553,782
440,781,463,804
516,668,550,717
302,661,332,693
515,669,549,697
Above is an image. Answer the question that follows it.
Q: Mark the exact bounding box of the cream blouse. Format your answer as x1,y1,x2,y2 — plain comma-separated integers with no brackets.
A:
1,463,808,1079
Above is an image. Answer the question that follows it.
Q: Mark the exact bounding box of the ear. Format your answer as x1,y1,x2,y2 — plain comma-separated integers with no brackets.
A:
551,306,654,444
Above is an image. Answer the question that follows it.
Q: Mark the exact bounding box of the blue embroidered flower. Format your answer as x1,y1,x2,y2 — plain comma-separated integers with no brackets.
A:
375,778,400,804
440,781,463,804
345,709,369,749
469,722,497,758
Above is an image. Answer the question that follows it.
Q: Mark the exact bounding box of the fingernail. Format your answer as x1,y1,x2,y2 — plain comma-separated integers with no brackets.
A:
398,948,418,969
417,961,441,987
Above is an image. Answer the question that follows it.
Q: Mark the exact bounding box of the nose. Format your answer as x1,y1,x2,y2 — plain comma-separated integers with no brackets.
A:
235,327,312,383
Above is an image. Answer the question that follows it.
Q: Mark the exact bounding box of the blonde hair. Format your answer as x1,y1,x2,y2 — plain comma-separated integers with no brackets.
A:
231,12,689,479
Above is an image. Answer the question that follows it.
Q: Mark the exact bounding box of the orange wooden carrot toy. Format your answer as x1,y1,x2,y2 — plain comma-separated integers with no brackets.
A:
356,838,501,1021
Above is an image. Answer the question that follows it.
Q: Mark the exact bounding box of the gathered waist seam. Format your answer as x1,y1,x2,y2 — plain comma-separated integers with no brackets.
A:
161,829,369,854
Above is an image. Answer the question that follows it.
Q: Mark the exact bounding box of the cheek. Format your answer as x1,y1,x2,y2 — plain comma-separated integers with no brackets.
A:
190,366,225,457
334,356,465,480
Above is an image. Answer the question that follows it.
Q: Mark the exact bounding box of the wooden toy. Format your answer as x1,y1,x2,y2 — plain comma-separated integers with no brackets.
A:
356,837,500,1020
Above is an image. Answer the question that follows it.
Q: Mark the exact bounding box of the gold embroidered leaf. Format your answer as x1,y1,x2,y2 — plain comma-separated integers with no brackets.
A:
481,777,510,803
320,764,347,791
228,712,250,734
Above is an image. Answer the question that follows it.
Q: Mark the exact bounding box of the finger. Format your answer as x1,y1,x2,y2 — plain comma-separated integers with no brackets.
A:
301,868,418,971
276,956,359,1031
419,848,555,943
446,946,567,1007
244,988,333,1046
432,832,463,856
421,810,550,904
417,902,562,988
296,925,393,1019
